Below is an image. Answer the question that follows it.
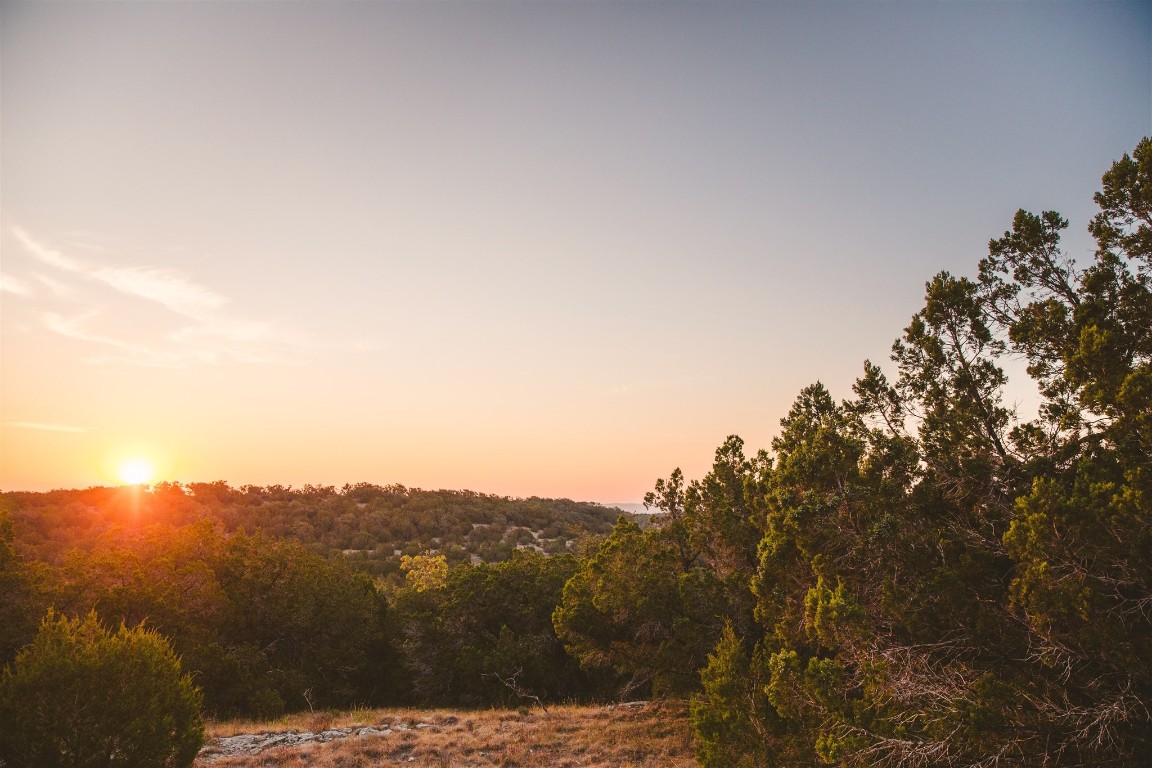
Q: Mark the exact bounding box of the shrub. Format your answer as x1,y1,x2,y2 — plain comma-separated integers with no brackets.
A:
0,610,204,768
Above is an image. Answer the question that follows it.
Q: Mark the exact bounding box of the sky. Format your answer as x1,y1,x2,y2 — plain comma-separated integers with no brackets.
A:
1,1,1149,503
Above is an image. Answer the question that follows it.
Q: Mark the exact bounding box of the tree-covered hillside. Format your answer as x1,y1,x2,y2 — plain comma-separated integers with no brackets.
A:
2,483,622,577
0,484,629,721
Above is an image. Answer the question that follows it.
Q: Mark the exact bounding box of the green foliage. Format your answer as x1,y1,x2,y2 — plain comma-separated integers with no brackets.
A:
1,484,622,718
212,530,389,715
685,137,1152,766
44,523,389,718
392,550,593,706
0,610,203,768
553,517,728,698
0,509,45,665
400,552,449,591
1,484,619,577
691,624,779,768
555,436,768,702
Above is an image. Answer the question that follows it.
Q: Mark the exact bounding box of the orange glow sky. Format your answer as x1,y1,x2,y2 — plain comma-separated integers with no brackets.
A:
1,2,1148,502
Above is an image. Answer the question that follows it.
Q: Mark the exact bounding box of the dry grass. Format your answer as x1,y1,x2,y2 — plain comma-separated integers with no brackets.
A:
197,701,696,768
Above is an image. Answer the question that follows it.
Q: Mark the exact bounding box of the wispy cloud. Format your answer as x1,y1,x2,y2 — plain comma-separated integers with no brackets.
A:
0,272,32,295
42,311,206,367
16,226,228,318
14,227,84,272
5,421,87,433
92,265,228,317
9,227,314,368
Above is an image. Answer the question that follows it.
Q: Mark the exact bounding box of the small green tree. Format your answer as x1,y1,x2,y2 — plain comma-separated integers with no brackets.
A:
692,623,781,768
553,518,727,697
0,610,204,768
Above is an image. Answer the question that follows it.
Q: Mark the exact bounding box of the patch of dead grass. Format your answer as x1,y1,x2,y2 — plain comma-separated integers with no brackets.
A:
197,701,695,768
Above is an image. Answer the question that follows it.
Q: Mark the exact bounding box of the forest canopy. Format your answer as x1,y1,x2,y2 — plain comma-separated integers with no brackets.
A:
2,483,620,575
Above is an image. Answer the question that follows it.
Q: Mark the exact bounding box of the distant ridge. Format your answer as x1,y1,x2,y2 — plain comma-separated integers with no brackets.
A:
604,502,654,516
3,484,624,572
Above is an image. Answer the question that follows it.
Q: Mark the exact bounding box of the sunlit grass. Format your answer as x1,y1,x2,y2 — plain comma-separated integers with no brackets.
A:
197,701,695,767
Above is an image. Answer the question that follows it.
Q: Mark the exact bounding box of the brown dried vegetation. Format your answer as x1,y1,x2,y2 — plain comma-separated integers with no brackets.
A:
197,701,695,768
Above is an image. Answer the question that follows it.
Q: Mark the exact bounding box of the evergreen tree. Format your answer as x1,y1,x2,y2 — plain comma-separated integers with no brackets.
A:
690,138,1152,765
0,611,204,768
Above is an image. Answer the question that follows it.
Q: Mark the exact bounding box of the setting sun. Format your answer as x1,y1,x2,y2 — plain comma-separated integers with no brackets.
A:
118,458,155,486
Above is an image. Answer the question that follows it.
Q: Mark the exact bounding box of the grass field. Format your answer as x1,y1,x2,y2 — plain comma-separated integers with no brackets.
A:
196,700,696,768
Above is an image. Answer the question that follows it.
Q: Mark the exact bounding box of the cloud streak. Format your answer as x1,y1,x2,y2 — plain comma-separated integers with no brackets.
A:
0,272,32,295
92,265,229,317
15,227,228,317
9,227,306,368
42,311,207,367
14,228,86,272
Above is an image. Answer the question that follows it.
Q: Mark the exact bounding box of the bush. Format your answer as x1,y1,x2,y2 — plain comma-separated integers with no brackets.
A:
0,610,204,768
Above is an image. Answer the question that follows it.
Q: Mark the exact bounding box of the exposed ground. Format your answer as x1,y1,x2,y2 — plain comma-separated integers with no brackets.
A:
196,700,696,768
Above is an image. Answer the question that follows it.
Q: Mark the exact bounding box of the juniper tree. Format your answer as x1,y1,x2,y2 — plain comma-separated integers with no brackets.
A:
0,611,204,768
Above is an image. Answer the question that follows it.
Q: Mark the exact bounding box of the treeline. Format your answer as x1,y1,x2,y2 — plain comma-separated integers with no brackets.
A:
2,140,1150,767
4,483,620,575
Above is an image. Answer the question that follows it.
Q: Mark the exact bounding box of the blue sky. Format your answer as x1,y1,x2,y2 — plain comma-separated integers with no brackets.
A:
1,1,1148,500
